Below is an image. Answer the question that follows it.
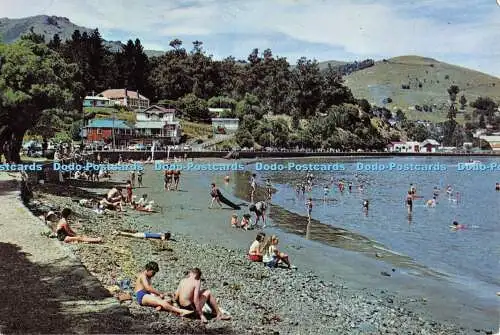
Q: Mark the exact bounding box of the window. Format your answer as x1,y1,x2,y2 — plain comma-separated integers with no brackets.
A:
97,129,102,135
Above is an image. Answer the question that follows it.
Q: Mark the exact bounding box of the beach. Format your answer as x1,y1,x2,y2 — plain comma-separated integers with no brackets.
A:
1,162,498,334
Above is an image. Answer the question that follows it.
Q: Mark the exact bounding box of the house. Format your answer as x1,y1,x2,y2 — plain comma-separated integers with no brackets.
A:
405,141,420,153
479,135,500,151
83,95,113,108
134,105,181,144
83,119,133,147
99,88,150,109
211,118,239,135
386,141,420,153
208,108,232,117
420,139,440,152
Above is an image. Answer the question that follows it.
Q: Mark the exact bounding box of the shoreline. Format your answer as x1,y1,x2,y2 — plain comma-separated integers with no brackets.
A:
7,167,498,334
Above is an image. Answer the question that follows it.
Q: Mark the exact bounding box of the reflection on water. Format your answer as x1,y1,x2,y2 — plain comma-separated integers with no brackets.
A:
236,156,500,296
233,169,444,278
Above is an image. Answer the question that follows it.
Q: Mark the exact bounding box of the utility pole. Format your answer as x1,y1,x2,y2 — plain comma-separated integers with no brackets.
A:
112,112,116,150
81,96,84,149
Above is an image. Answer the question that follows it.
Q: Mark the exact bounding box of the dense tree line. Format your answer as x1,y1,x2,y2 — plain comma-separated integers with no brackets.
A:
10,28,498,159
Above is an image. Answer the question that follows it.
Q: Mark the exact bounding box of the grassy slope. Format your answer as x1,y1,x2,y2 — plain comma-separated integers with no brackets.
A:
344,55,500,122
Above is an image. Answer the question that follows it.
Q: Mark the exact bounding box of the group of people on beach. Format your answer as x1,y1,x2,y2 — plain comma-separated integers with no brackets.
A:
134,262,231,323
164,169,181,191
247,232,294,269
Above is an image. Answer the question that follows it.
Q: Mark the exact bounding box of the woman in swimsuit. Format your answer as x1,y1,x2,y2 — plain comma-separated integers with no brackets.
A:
406,191,413,214
55,208,102,243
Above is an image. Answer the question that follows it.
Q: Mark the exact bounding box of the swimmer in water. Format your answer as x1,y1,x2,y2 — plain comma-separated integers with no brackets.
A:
406,191,413,214
224,175,230,183
362,200,369,214
446,185,453,196
426,196,436,207
495,182,499,191
323,185,329,201
358,184,364,192
409,183,416,196
433,186,439,198
450,221,465,231
348,182,353,192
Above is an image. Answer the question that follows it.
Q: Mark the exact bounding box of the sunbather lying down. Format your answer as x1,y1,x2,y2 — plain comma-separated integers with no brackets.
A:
113,230,171,240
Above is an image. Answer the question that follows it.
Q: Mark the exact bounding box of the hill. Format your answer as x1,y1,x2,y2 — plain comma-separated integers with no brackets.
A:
343,55,500,122
0,15,160,55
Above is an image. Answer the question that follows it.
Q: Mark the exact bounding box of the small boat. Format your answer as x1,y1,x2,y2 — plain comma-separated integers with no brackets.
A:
462,160,481,166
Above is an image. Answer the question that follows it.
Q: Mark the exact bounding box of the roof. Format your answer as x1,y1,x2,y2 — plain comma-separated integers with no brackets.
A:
480,135,500,142
84,96,110,101
140,105,176,114
208,108,231,112
211,118,240,121
99,89,149,101
85,119,131,129
421,139,440,146
135,121,179,129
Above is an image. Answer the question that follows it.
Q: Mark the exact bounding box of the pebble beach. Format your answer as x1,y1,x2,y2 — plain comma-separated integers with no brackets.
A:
14,164,498,334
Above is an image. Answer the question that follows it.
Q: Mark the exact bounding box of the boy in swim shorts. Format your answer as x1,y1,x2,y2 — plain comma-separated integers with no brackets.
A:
134,261,193,316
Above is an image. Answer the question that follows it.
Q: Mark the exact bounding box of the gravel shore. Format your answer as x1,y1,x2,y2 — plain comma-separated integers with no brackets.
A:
22,167,497,335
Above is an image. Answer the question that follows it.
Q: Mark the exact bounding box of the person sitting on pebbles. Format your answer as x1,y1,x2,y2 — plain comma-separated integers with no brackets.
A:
174,267,231,323
240,214,252,230
101,186,124,211
261,235,294,269
248,232,265,262
230,214,239,228
134,261,194,317
55,208,102,244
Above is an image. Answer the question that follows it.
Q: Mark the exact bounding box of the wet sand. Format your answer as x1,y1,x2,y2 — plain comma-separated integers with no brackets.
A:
133,164,498,331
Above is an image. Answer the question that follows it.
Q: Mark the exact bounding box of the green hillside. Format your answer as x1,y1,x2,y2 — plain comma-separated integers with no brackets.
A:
343,55,500,121
0,15,159,54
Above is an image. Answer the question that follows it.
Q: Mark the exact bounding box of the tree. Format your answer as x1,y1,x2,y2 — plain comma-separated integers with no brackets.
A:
447,85,459,103
478,114,486,128
291,57,323,118
178,93,208,121
395,109,406,122
0,39,81,162
48,33,62,50
358,99,371,114
459,94,467,110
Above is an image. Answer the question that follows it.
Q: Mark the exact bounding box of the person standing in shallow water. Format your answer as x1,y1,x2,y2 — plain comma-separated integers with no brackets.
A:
306,197,313,220
406,191,413,214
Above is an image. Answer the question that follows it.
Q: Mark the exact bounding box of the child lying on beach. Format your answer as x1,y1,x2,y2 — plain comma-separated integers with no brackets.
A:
134,261,193,317
114,230,171,240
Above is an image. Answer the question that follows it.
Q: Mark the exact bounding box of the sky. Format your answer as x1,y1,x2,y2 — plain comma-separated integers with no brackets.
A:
1,0,500,77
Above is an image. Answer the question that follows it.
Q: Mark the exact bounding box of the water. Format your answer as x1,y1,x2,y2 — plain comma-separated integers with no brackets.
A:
247,156,500,299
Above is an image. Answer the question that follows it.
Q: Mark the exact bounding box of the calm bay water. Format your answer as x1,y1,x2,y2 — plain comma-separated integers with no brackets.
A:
249,156,500,297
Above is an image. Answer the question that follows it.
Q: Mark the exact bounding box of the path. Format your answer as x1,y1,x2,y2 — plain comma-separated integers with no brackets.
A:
0,172,133,334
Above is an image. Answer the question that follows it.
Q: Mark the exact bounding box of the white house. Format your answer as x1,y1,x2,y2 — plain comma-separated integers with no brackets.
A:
211,118,239,135
386,141,421,153
134,105,181,144
99,88,150,109
479,135,500,151
420,139,440,152
83,95,113,108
